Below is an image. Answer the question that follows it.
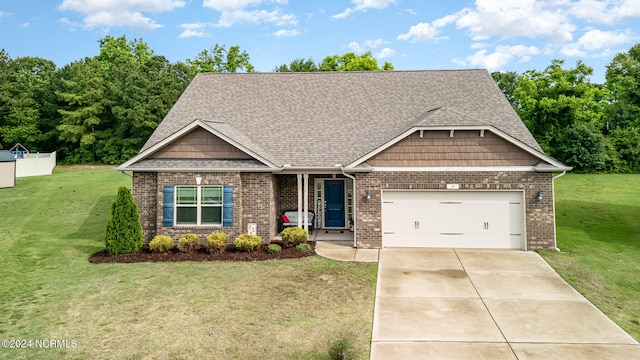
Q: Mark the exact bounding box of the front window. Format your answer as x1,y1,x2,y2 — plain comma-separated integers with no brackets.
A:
176,185,223,225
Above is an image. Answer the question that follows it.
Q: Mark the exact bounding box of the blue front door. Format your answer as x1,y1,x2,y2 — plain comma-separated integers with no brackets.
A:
325,180,345,227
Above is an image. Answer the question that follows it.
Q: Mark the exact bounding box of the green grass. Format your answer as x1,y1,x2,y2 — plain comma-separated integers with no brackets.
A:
540,173,640,341
0,166,377,359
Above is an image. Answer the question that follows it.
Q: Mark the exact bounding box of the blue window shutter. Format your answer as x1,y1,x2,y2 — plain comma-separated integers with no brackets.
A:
163,185,174,227
223,185,233,226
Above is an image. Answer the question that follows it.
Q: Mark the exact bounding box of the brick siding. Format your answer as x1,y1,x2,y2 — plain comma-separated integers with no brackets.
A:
354,171,556,250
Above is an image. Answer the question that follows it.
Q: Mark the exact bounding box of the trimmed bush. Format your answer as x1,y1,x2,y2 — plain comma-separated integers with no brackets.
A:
234,233,261,252
105,187,144,255
281,227,308,247
149,235,174,253
267,243,282,254
177,233,200,252
295,243,312,253
207,232,228,254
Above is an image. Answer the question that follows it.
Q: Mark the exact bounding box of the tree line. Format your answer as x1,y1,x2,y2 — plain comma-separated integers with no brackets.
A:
492,45,640,173
1,35,639,172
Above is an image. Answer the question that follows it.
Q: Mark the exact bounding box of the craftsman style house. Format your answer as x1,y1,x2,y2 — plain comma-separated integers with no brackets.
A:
117,70,570,250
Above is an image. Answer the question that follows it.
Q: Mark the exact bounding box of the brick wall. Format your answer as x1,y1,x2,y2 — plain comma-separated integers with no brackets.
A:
132,172,157,242
354,171,556,250
240,173,277,242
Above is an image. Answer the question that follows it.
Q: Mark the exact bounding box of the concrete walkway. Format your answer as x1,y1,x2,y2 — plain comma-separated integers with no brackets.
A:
314,240,380,262
370,248,640,359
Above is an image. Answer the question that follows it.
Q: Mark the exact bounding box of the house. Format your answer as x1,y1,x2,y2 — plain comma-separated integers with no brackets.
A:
0,150,17,188
117,70,571,250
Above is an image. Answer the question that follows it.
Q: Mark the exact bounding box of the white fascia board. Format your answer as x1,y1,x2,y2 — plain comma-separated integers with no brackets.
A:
345,125,570,171
119,167,275,173
372,166,538,172
116,120,279,171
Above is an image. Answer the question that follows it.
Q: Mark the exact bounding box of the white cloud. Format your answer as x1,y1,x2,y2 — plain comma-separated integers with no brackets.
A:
397,11,459,43
397,22,441,42
455,0,575,43
569,0,640,24
273,28,300,37
20,22,29,29
347,41,365,53
333,0,397,19
58,0,185,31
346,38,394,56
84,11,163,31
376,47,395,59
203,0,262,11
365,38,386,48
179,23,210,38
561,29,637,57
216,9,296,27
455,44,539,71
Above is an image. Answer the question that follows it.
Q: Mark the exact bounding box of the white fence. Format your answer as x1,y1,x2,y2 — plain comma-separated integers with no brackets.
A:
16,152,56,178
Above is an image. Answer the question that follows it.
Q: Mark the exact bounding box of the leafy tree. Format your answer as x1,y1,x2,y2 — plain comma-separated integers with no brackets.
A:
276,52,394,72
509,60,609,171
609,126,640,172
605,43,640,130
491,71,519,107
319,51,393,71
105,187,144,255
274,58,319,72
56,57,106,162
186,44,254,76
0,53,56,150
553,122,611,172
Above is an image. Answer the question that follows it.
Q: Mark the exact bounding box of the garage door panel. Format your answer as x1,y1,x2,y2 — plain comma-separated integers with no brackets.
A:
382,191,524,249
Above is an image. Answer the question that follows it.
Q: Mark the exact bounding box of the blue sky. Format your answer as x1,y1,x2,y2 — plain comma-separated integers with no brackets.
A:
1,0,639,83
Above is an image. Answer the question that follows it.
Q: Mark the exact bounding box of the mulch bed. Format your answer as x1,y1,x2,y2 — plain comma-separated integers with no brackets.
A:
89,241,316,264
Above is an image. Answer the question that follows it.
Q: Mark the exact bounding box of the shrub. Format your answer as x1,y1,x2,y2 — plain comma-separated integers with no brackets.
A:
177,233,200,252
234,233,261,252
281,227,308,247
207,232,228,254
295,243,312,253
267,243,282,254
149,235,174,253
105,187,144,255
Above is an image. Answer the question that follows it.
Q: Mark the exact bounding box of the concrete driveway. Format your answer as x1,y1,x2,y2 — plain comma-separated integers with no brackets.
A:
371,248,640,359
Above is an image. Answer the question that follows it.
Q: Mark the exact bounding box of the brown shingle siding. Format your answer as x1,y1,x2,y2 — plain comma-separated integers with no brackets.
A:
368,130,539,167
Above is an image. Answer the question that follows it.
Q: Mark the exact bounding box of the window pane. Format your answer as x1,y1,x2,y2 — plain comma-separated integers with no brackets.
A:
202,206,222,225
177,186,197,205
176,207,197,224
202,186,222,205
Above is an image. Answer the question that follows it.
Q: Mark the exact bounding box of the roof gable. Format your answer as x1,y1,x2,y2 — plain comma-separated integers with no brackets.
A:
149,127,252,160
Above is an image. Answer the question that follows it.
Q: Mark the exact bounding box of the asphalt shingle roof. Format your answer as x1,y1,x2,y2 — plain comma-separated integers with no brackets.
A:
139,70,543,168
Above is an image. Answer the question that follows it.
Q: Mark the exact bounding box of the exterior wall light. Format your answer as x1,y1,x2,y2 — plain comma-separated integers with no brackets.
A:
366,190,372,201
536,191,543,201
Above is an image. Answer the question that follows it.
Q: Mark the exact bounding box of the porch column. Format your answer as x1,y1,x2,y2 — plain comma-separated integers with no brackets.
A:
297,173,303,229
303,173,309,233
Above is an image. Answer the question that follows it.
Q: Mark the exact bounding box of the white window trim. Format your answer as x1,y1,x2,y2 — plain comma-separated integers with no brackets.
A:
175,185,223,226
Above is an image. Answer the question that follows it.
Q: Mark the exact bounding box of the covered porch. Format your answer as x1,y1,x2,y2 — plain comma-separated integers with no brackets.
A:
274,173,357,247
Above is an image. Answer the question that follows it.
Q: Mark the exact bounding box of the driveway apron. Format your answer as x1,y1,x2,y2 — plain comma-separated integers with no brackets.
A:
370,248,640,359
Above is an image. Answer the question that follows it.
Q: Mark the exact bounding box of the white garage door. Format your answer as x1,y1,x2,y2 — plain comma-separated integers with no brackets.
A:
382,191,524,249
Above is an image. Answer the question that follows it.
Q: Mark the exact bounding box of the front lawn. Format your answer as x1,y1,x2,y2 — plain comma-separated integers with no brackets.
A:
540,173,640,341
0,166,377,359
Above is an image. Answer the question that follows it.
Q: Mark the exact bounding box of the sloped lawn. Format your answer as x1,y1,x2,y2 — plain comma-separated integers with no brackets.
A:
0,166,377,359
540,173,640,341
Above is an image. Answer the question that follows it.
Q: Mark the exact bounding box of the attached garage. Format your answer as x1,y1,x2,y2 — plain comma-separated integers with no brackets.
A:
382,191,524,249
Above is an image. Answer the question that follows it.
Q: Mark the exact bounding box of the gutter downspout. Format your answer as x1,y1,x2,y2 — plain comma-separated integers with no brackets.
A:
341,167,357,248
551,171,567,251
